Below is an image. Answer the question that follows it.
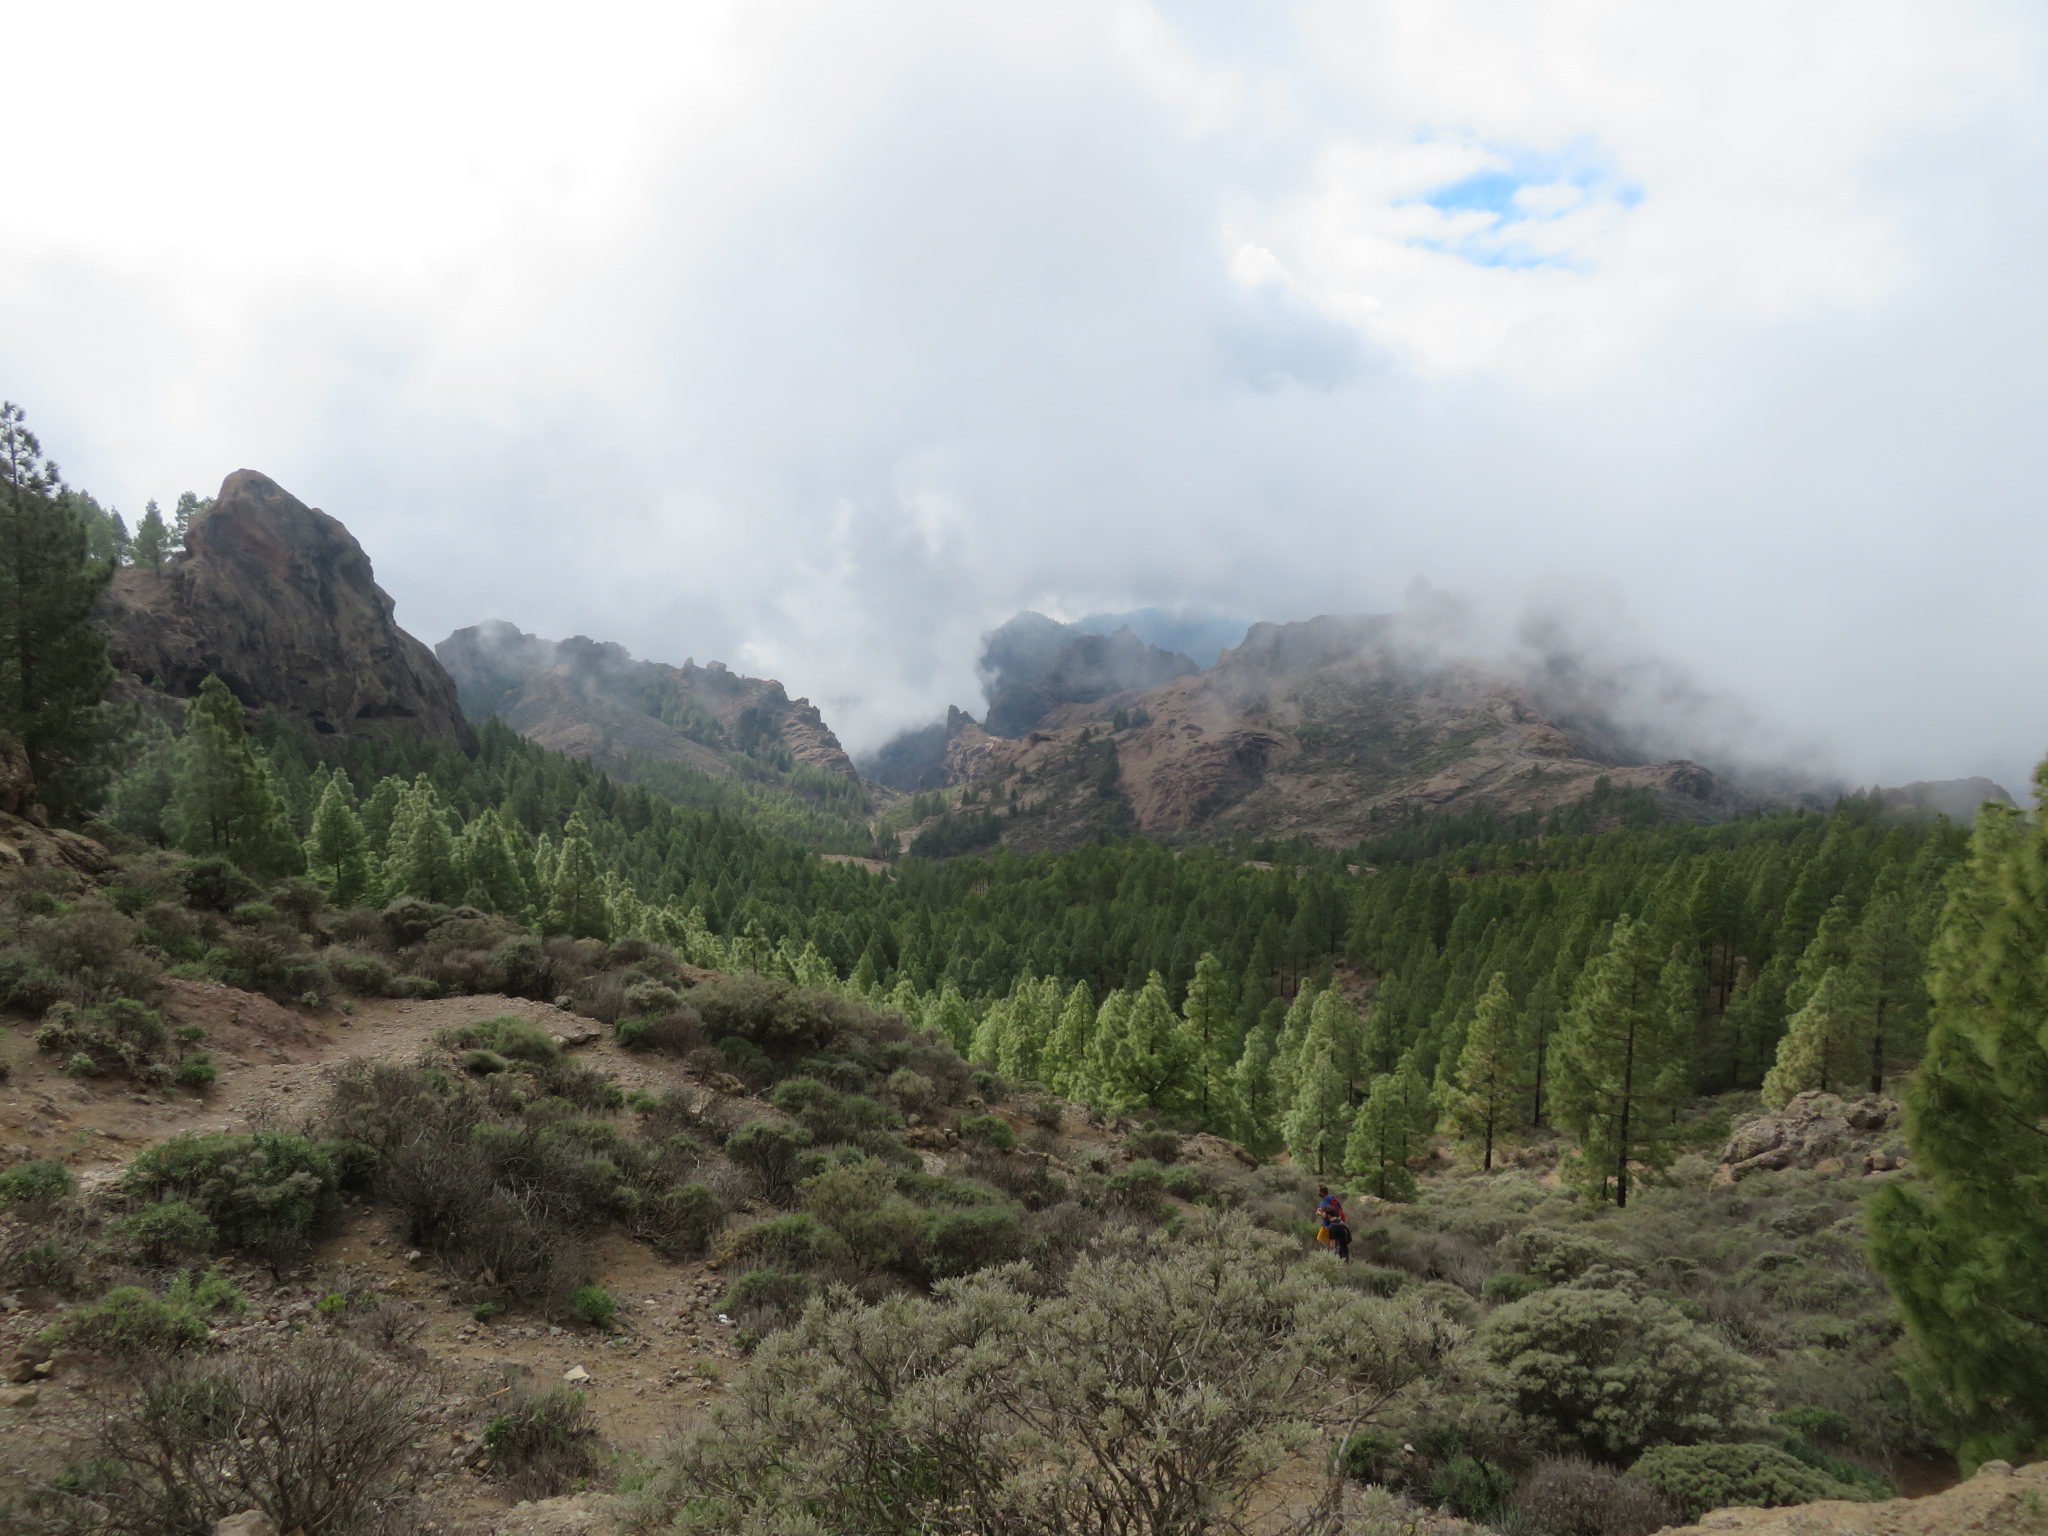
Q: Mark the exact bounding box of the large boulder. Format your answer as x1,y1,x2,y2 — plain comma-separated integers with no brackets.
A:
97,471,474,754
1715,1091,1907,1183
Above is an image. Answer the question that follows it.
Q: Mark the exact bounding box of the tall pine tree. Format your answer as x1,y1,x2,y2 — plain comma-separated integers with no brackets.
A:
1869,777,2048,1467
1551,917,1690,1206
0,402,115,817
305,774,375,908
1445,972,1525,1171
166,675,303,877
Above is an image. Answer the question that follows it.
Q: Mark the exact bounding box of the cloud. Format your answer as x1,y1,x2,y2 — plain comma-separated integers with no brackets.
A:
2,0,2045,791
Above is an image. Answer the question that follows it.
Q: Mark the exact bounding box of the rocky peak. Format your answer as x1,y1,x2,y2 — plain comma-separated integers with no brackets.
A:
97,470,475,753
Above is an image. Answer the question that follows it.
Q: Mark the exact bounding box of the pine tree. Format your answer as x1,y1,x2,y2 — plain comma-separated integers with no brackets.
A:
1847,887,1927,1094
459,811,529,917
542,812,610,939
171,491,211,551
928,983,975,1055
166,675,303,877
132,499,171,572
1181,951,1238,1124
0,402,115,818
1346,1053,1431,1202
1229,1022,1281,1154
1283,1041,1350,1176
1269,982,1320,1118
1040,980,1097,1098
305,775,375,908
1869,778,2048,1466
1761,967,1857,1108
104,718,180,843
1078,989,1132,1107
1445,972,1524,1171
1551,916,1690,1206
360,775,405,857
384,776,462,903
1102,971,1199,1117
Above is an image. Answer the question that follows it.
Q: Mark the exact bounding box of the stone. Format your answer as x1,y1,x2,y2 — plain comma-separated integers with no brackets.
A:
213,1512,279,1536
562,1365,591,1384
96,471,474,754
1,1385,37,1409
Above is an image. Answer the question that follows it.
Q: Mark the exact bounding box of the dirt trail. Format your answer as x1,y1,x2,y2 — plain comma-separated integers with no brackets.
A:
0,986,754,1530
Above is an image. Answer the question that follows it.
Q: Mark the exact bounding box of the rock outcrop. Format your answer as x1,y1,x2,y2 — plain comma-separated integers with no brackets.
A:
1657,1456,2046,1534
916,611,1763,854
437,620,861,787
1714,1091,1909,1184
977,612,1199,738
0,731,112,885
96,471,475,754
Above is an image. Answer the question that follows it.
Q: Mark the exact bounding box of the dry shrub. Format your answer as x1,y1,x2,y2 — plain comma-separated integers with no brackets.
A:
51,1338,424,1536
483,1385,602,1500
1514,1456,1679,1536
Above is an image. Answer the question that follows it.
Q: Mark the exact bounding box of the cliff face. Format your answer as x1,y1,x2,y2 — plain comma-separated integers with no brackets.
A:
436,621,861,787
96,471,475,753
931,612,1759,854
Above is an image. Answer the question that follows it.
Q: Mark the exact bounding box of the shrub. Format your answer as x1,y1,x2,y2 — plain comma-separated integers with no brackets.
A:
0,1157,76,1213
1503,1228,1631,1285
329,950,395,995
37,996,170,1076
381,898,452,946
483,1385,601,1500
126,1131,342,1257
726,1120,815,1204
175,1052,218,1091
1514,1456,1679,1536
183,856,262,913
1431,1455,1516,1522
42,1285,212,1354
114,1199,218,1265
207,930,333,1003
569,1284,618,1329
1480,1286,1765,1461
1124,1127,1181,1162
1341,1428,1404,1483
649,1182,725,1258
1628,1442,1866,1520
50,1339,423,1535
960,1112,1016,1151
443,1014,561,1065
924,1205,1023,1279
693,973,862,1055
0,950,68,1013
1483,1271,1549,1304
1107,1159,1169,1218
718,1268,815,1338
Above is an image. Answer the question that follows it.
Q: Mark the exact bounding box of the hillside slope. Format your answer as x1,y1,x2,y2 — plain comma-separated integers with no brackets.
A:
438,621,859,787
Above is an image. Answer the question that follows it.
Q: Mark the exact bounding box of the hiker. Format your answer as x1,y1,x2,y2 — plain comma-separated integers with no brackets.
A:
1315,1184,1352,1262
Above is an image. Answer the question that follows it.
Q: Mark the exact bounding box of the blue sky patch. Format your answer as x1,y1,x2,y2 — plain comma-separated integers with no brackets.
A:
1409,147,1640,270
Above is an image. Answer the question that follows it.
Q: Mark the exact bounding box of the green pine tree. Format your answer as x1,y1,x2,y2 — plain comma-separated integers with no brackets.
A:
1181,951,1238,1125
542,812,610,940
132,499,171,572
459,810,529,917
0,402,115,818
1040,981,1097,1098
384,776,463,904
1846,887,1927,1094
1345,1052,1431,1202
305,774,375,908
1102,971,1199,1117
1229,1021,1281,1155
1283,1041,1350,1176
166,675,303,877
360,774,405,858
1445,972,1525,1171
1551,916,1690,1206
1869,777,2048,1466
1761,966,1857,1108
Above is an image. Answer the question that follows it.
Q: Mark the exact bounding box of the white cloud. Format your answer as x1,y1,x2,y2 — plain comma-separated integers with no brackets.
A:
2,0,2046,789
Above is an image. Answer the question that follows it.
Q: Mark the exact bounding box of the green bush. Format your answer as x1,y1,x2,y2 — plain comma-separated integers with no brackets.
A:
1480,1286,1765,1461
718,1268,814,1337
1503,1227,1631,1285
1628,1442,1865,1520
330,951,395,995
726,1120,815,1203
0,1158,76,1212
443,1015,561,1065
1340,1429,1403,1484
42,1286,211,1355
36,997,169,1077
960,1113,1015,1152
569,1284,617,1329
1430,1455,1515,1521
924,1206,1023,1279
650,1182,724,1258
1514,1455,1679,1536
114,1199,218,1265
182,857,262,913
126,1131,341,1257
1482,1271,1549,1304
693,973,861,1054
175,1052,217,1091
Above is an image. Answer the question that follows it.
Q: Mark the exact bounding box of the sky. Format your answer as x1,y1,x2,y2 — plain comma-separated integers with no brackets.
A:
4,1,2047,791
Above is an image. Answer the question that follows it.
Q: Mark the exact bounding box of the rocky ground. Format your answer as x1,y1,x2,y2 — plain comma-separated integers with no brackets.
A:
1659,1457,2048,1534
